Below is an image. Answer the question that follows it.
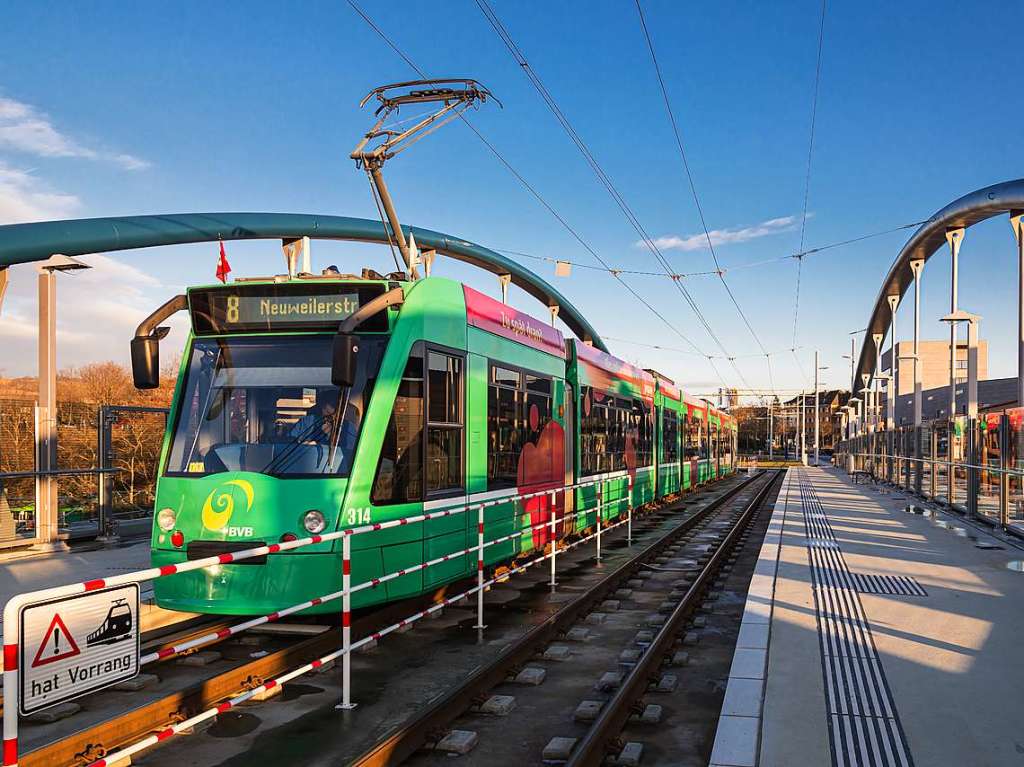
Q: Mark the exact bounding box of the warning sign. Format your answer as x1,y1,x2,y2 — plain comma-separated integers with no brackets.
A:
31,613,81,667
19,583,139,715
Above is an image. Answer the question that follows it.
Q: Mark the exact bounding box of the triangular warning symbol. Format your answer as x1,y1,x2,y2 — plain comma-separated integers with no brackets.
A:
31,613,81,668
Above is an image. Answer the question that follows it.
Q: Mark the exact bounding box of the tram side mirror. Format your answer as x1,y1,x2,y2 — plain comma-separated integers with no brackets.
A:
131,327,170,389
332,333,358,388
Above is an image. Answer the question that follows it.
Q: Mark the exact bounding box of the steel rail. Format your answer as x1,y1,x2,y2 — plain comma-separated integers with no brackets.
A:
349,472,764,767
0,615,230,721
567,469,783,766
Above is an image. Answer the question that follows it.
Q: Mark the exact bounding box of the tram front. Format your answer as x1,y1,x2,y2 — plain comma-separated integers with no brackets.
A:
142,278,393,616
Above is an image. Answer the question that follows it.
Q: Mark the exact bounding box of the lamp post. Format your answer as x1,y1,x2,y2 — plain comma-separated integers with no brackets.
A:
35,254,92,551
941,308,982,512
813,352,828,466
799,390,806,465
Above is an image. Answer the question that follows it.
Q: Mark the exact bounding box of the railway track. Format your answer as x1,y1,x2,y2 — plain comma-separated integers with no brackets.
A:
349,469,781,767
9,474,759,767
9,593,453,766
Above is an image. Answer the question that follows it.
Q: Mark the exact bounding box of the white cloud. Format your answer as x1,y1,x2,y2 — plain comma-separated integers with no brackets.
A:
643,215,800,252
0,162,81,223
0,255,188,376
0,95,149,171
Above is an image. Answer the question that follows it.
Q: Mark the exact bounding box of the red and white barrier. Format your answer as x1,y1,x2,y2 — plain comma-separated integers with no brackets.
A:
1,468,674,767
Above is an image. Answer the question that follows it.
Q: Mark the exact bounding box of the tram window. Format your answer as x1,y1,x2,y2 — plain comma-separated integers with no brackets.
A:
492,367,521,388
165,336,383,477
683,415,701,460
426,352,464,494
487,364,554,489
699,418,709,460
580,387,654,475
372,347,425,505
662,410,679,463
633,399,653,468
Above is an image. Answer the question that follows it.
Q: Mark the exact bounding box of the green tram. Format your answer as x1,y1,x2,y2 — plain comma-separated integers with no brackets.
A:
143,274,737,615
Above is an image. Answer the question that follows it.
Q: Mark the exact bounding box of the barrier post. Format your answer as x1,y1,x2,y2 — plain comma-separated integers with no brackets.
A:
337,535,355,710
548,492,558,589
596,483,603,564
2,599,18,767
474,505,487,628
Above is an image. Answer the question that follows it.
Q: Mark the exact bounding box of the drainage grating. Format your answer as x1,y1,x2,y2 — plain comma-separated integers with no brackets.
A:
797,469,915,767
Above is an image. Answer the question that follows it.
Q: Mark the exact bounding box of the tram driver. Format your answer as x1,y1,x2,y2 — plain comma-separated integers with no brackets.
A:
289,391,361,461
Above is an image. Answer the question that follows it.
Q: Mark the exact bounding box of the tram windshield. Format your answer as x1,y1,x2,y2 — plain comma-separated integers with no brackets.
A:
166,335,384,477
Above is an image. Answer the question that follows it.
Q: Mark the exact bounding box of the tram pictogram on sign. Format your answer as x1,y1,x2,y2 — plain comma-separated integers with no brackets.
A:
18,583,140,715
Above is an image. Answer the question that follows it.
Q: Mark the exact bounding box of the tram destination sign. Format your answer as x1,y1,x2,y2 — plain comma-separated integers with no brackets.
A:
18,584,140,714
190,283,388,334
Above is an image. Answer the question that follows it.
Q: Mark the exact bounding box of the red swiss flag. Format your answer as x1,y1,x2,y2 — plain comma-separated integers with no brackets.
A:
216,241,231,283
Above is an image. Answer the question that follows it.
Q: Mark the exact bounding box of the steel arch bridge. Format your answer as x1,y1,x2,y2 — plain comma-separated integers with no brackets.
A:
854,178,1024,416
0,212,607,353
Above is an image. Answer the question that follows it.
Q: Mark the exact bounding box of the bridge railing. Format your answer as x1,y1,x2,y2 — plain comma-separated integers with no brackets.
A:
1,461,738,767
834,415,1024,535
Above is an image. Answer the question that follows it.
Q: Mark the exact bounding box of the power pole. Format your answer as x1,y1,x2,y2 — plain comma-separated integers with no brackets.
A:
814,350,820,466
799,390,806,465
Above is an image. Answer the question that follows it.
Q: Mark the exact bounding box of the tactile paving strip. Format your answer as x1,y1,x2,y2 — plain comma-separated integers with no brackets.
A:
849,573,927,597
796,469,915,767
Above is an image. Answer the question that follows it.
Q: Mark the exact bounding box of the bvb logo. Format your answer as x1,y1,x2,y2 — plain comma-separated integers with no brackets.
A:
202,479,255,531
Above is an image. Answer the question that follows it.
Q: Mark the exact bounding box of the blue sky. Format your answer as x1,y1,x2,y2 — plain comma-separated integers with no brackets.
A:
0,1,1021,396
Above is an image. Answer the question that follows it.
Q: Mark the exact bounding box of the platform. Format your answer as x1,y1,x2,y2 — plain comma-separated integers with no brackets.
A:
0,540,194,640
711,465,1024,767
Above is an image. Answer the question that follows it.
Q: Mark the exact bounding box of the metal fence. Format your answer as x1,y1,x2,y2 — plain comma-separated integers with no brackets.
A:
834,409,1024,535
0,399,168,547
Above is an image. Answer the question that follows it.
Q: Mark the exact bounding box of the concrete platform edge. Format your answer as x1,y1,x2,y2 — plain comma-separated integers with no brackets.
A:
708,469,791,767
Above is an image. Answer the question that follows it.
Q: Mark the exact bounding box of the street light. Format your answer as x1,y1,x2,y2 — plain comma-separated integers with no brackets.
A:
814,353,829,466
35,254,91,551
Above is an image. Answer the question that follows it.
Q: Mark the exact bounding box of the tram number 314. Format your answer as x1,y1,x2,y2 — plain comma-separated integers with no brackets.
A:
345,508,372,526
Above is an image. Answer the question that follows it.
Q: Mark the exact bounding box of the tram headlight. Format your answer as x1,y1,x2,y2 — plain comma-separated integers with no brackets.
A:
157,508,177,532
303,509,327,534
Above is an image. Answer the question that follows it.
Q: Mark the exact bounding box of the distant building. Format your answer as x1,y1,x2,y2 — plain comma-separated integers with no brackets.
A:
780,389,850,449
880,339,988,397
888,376,1016,424
719,387,740,408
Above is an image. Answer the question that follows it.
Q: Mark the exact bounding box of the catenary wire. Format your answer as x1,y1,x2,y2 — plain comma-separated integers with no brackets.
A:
347,0,735,389
791,0,828,349
346,0,730,390
473,0,752,390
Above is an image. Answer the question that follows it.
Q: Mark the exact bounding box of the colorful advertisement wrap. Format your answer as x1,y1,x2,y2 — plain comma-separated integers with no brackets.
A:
463,286,566,358
572,340,655,402
659,381,682,402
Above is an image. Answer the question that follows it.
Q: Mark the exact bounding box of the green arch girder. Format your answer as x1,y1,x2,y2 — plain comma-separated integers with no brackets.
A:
0,212,607,352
